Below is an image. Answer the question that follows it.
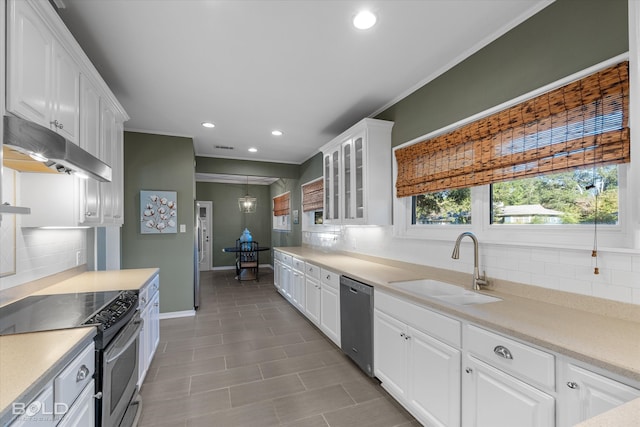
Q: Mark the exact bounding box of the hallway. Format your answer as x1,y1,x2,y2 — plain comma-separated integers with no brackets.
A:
138,269,418,427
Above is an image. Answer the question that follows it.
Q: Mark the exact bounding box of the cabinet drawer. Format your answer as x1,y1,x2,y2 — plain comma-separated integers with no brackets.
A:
292,257,305,272
376,289,461,348
465,324,554,390
274,251,282,262
54,343,95,410
139,275,159,308
281,253,292,266
10,384,56,426
305,262,320,280
321,269,340,290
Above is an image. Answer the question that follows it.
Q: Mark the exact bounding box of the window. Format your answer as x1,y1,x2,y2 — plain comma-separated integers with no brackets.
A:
412,189,471,225
491,165,618,225
395,58,631,248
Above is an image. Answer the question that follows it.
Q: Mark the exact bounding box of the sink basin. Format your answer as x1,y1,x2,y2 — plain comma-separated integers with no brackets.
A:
434,292,501,305
390,279,501,305
391,279,467,298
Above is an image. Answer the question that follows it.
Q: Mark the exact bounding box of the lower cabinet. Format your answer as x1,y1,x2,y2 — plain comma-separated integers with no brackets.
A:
558,361,640,426
304,276,321,326
374,306,461,427
319,268,340,347
291,268,306,312
138,275,160,385
462,355,554,427
56,381,95,427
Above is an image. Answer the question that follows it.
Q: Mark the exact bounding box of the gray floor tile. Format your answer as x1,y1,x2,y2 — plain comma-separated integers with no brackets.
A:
229,374,306,407
139,270,418,427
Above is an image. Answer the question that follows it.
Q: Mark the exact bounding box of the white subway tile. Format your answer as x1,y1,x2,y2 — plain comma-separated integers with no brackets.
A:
591,283,633,303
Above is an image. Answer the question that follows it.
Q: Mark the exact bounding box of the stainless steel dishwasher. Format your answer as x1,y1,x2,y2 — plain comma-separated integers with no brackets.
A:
340,275,374,377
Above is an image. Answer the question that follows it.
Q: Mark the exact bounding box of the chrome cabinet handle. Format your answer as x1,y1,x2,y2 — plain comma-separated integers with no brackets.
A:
465,367,473,374
76,365,90,382
567,381,579,389
50,120,64,129
494,345,513,360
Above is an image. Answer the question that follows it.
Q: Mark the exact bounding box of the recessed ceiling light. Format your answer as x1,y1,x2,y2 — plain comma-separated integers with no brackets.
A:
248,147,258,153
353,10,376,30
271,130,283,136
201,122,215,128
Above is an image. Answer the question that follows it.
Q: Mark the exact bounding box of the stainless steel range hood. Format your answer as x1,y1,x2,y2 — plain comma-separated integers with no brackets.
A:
3,115,112,182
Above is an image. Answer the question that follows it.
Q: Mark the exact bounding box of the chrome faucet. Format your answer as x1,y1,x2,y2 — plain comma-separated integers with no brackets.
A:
451,232,488,291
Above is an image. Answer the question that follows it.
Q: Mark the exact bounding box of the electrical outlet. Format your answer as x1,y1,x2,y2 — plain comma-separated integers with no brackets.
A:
76,251,82,265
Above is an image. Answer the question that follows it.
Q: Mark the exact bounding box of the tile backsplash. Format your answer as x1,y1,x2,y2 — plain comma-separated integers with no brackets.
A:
303,227,640,305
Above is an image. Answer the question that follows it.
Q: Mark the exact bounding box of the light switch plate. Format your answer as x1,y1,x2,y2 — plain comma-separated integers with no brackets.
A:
180,224,186,233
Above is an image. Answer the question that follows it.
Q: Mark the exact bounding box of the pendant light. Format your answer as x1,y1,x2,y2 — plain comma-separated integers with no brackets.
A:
238,176,257,213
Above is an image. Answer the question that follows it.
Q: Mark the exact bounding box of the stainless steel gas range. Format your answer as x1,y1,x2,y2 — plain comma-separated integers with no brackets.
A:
0,290,142,427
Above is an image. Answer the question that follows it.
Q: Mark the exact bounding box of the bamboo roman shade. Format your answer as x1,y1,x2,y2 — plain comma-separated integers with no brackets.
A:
301,180,324,212
395,61,630,197
273,192,290,216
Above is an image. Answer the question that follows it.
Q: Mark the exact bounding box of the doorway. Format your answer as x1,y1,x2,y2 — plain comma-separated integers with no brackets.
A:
197,201,212,271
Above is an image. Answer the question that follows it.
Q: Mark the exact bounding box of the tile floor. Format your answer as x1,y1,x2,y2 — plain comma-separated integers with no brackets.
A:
138,269,419,427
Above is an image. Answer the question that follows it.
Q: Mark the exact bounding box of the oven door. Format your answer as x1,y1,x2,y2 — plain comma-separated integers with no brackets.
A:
102,312,143,427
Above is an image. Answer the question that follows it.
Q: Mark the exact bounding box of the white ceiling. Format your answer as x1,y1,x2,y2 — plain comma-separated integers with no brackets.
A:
57,0,552,166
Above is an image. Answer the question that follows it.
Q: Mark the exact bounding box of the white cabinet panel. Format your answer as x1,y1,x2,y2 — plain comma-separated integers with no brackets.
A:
320,118,394,225
462,355,555,427
304,276,321,326
374,309,408,400
559,362,640,426
56,381,95,427
51,40,80,144
79,75,101,224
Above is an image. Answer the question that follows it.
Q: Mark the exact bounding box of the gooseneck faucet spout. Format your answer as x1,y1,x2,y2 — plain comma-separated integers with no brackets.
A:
451,232,488,291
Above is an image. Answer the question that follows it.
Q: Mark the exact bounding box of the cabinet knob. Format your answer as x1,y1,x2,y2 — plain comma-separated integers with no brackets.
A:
465,367,473,374
400,332,405,338
86,212,93,217
76,365,90,382
93,391,103,400
493,345,513,360
566,381,579,389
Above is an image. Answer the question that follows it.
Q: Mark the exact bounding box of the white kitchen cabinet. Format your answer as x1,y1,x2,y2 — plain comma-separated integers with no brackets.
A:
20,173,82,228
320,118,394,225
462,324,555,427
374,291,461,427
304,275,321,326
7,0,80,144
304,262,321,326
319,268,340,347
6,0,128,228
138,274,160,385
273,259,282,292
100,103,117,223
292,268,305,313
79,74,102,225
558,361,640,427
374,309,409,400
56,380,95,427
462,355,555,427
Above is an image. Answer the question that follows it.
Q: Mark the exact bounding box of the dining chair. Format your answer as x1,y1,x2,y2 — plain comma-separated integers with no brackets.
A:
236,240,259,281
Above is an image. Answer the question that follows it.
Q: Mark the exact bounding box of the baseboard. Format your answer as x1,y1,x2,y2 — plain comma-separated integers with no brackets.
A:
159,309,196,319
209,264,274,271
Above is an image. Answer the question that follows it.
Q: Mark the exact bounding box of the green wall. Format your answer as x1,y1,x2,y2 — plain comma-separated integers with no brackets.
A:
196,157,300,178
376,0,629,147
122,132,195,313
195,182,272,267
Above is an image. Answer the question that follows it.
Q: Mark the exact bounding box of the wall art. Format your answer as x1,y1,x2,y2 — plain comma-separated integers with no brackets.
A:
140,190,177,234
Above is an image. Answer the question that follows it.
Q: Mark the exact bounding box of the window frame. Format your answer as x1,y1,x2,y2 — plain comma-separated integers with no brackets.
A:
393,53,636,250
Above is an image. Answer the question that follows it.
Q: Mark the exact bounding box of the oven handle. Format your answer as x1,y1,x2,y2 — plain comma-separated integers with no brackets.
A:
105,317,144,365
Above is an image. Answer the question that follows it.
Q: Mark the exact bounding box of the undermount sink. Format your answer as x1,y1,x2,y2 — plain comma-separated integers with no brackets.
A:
390,279,501,305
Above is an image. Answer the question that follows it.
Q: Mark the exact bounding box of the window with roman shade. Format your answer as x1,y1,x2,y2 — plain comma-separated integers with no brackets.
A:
395,61,630,198
301,179,324,212
273,192,290,216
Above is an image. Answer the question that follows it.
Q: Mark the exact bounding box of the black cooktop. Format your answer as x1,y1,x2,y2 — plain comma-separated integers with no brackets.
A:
0,291,121,335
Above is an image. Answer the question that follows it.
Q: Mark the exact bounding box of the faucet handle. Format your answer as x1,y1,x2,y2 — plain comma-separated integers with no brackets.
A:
475,271,489,288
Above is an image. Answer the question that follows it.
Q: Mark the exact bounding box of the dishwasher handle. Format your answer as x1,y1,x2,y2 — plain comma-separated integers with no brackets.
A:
340,276,373,296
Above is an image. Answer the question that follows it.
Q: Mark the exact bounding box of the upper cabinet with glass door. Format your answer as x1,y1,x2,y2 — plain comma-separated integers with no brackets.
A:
320,118,394,225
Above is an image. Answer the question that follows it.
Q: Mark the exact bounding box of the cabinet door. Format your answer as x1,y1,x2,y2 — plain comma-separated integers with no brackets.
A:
7,0,52,126
273,260,281,291
342,133,365,223
292,270,305,312
111,121,125,225
138,299,152,384
323,149,340,222
79,75,101,224
373,309,408,400
148,291,160,367
282,264,292,300
560,363,640,426
100,104,117,222
51,40,80,143
304,277,321,325
320,284,340,346
408,326,461,427
57,381,95,427
462,355,555,427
